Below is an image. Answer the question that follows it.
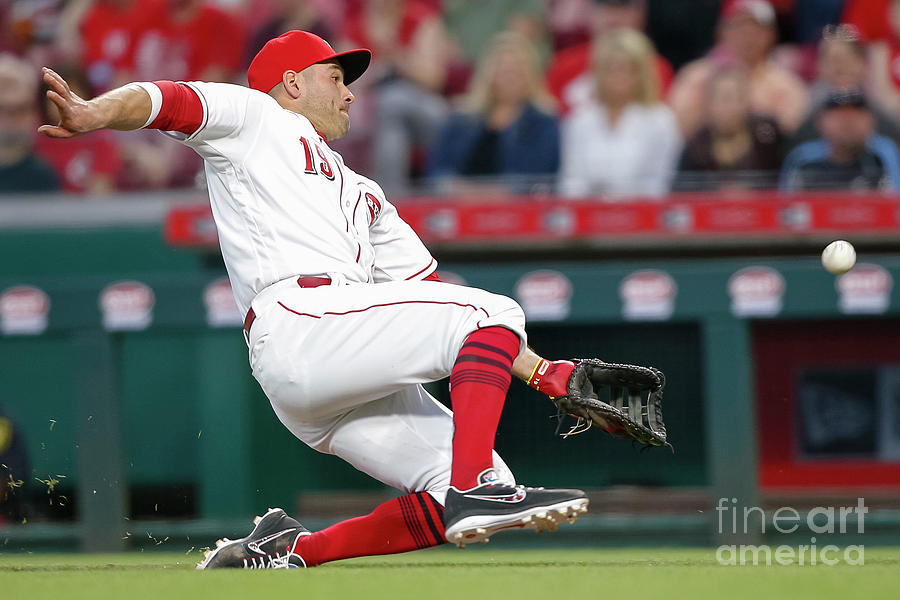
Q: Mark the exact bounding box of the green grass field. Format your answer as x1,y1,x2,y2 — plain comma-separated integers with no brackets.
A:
2,547,899,600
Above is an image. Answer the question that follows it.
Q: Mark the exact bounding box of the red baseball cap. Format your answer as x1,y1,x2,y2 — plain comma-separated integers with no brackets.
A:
247,30,371,93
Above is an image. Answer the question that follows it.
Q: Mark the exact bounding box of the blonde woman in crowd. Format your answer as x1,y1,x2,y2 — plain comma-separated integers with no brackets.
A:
559,28,680,198
427,31,559,194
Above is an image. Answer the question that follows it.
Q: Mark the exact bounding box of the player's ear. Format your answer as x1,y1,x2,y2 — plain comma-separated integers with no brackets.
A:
281,70,302,99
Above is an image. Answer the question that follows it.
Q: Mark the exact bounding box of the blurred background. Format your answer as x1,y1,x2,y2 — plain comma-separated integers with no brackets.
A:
1,0,900,552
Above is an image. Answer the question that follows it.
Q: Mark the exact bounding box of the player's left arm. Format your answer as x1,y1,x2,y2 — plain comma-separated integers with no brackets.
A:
514,345,671,448
512,347,570,397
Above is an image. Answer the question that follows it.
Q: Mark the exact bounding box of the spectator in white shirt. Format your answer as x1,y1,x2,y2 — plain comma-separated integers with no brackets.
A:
559,28,681,198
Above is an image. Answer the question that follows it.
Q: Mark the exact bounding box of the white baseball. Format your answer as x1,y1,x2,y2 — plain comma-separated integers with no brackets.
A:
821,240,856,274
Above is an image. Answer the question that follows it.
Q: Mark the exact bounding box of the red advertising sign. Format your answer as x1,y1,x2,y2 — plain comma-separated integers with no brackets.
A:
165,193,900,247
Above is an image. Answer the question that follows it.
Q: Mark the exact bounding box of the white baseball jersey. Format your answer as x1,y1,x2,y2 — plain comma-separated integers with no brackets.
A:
134,79,526,505
135,81,436,316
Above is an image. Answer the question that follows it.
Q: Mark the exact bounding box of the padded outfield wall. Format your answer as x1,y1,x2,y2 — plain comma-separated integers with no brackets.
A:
1,195,899,550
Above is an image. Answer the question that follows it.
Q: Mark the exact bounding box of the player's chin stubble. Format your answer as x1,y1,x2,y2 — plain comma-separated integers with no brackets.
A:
297,95,349,140
317,107,349,141
330,111,350,140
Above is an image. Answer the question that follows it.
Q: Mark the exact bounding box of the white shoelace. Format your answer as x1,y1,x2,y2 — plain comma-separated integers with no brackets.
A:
241,532,310,569
242,550,305,569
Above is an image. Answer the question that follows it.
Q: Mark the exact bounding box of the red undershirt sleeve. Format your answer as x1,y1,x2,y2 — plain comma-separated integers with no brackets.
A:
145,81,204,136
423,272,442,282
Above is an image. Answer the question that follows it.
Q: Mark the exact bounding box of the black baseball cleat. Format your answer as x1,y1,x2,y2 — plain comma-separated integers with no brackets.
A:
442,469,589,547
196,507,311,569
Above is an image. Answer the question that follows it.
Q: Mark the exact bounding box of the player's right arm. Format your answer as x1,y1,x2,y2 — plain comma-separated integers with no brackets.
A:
38,67,152,138
40,67,262,156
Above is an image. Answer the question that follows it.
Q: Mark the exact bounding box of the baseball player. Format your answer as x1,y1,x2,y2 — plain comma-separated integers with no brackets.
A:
39,30,667,569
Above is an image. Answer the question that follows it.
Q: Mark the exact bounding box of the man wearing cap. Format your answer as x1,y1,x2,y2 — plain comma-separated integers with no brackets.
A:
38,31,590,568
669,0,808,138
780,90,900,191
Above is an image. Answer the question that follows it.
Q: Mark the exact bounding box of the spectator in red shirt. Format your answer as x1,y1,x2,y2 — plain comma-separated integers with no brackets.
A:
62,0,164,93
34,66,121,194
105,0,246,190
547,0,593,52
546,0,673,116
336,0,452,192
842,0,891,42
120,0,246,83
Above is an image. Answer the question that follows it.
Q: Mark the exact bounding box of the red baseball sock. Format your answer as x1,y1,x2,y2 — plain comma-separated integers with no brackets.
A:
448,326,520,490
293,492,444,566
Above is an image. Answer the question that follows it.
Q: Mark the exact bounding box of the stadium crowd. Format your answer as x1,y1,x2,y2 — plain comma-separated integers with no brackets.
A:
2,0,900,198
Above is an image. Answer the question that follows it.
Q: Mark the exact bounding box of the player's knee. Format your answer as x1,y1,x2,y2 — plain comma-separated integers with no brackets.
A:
260,367,323,422
497,294,525,321
483,293,526,336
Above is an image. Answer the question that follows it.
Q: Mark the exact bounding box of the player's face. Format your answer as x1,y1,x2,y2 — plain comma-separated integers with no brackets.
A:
298,60,355,141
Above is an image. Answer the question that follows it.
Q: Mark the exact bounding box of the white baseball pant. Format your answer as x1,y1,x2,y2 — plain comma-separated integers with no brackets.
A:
246,276,528,504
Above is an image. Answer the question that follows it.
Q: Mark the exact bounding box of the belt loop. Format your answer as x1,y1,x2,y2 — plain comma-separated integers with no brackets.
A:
243,307,257,338
296,275,333,288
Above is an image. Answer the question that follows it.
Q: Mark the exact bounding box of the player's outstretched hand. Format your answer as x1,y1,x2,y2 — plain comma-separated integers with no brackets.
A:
37,67,105,138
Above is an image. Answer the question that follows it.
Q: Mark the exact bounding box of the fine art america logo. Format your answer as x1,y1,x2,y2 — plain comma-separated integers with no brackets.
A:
715,497,867,566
